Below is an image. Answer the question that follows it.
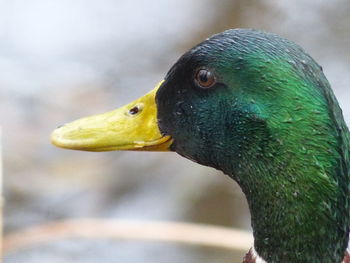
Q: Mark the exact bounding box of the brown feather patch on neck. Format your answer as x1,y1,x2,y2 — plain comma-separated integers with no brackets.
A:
243,249,256,263
342,251,350,263
243,248,267,263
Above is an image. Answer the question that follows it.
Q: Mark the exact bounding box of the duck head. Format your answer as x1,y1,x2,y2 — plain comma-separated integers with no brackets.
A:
52,29,350,263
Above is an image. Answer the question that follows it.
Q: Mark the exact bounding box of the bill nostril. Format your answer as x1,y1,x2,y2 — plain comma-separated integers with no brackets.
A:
128,104,144,116
129,106,139,115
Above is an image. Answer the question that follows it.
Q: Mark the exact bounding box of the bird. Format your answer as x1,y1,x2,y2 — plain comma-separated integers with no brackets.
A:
51,29,350,263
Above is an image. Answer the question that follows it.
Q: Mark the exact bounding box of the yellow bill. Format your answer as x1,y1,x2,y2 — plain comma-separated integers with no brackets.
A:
51,81,172,151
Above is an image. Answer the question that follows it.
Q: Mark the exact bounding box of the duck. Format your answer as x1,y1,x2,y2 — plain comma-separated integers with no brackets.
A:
51,29,350,263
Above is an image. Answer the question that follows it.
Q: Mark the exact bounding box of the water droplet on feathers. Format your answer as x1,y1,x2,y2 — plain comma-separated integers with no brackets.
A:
263,238,269,245
282,118,293,123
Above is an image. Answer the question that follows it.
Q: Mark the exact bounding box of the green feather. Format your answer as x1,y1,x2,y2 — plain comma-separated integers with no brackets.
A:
156,29,350,263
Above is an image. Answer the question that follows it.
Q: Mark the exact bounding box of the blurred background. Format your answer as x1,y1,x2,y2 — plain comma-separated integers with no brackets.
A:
1,0,350,262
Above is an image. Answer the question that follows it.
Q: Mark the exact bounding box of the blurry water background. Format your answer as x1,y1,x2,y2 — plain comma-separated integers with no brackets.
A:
1,0,349,262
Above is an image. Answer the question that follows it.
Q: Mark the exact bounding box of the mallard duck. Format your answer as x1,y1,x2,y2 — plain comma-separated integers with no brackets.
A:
51,29,350,263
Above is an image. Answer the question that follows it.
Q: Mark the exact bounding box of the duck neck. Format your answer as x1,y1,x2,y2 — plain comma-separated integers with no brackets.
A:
235,159,347,263
217,119,350,263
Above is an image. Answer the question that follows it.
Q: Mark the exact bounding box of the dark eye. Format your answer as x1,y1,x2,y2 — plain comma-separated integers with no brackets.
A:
195,69,216,88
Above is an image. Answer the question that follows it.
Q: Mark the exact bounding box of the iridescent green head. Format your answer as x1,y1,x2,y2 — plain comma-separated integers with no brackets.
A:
157,30,343,176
